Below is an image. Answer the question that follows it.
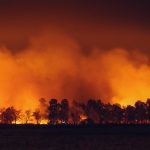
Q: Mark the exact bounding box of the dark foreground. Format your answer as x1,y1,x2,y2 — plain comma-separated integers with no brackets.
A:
0,125,150,150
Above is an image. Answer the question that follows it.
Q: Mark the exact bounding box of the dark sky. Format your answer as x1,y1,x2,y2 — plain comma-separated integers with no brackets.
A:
0,0,150,53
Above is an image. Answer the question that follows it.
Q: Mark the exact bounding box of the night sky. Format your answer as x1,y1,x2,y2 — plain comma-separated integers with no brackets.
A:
0,0,149,52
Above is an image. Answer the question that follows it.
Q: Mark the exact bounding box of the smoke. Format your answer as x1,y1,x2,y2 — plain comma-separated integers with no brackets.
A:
0,28,150,110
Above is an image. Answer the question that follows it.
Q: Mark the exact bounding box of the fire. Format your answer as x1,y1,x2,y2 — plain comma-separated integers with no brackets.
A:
0,30,149,110
40,119,48,125
80,114,87,122
13,118,48,125
101,49,150,106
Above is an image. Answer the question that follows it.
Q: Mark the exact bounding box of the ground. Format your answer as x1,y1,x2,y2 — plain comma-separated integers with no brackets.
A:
0,125,150,150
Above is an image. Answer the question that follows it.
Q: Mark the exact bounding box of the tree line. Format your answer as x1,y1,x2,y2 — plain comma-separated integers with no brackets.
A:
1,98,150,125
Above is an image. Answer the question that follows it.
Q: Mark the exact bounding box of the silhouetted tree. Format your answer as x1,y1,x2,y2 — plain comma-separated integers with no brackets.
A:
102,103,113,123
135,101,147,123
146,99,150,123
60,99,69,123
33,110,41,124
125,105,135,124
1,107,20,124
96,100,105,123
48,99,59,124
112,104,123,124
25,110,32,124
85,99,100,123
12,108,21,124
0,98,150,125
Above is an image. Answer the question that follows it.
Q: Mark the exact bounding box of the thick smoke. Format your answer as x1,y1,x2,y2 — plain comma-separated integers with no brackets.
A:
0,29,150,110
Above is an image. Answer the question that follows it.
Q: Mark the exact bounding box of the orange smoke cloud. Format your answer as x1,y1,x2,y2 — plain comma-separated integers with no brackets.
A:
0,29,149,110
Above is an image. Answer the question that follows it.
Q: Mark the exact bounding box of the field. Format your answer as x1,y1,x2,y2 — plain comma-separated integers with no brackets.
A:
0,125,150,150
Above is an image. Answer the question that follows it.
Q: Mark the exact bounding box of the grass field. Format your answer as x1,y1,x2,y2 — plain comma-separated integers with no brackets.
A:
0,125,150,150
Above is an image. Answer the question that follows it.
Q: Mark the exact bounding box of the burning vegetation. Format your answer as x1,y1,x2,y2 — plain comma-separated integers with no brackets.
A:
0,30,149,125
0,98,150,125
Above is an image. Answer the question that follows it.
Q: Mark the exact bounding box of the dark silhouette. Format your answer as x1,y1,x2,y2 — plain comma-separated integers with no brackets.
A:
24,110,32,124
112,104,123,124
0,107,20,124
135,101,147,123
33,110,41,124
1,98,150,125
48,99,59,124
146,99,150,123
60,99,69,123
38,98,150,125
125,105,135,124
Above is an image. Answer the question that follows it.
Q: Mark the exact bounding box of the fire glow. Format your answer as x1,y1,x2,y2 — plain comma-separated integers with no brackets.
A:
0,29,150,111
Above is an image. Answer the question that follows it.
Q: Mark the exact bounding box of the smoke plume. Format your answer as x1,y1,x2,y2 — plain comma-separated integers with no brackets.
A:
0,28,150,110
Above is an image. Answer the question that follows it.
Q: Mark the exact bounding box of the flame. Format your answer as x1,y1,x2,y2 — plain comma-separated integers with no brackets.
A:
14,118,48,124
80,114,87,122
40,119,48,125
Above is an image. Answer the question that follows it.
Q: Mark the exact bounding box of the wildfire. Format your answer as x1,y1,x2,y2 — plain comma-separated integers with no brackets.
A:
40,119,48,125
13,119,48,125
0,31,149,110
80,114,87,122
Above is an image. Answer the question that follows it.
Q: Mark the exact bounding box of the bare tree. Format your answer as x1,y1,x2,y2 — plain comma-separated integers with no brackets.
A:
24,110,32,124
33,110,42,124
1,107,20,124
